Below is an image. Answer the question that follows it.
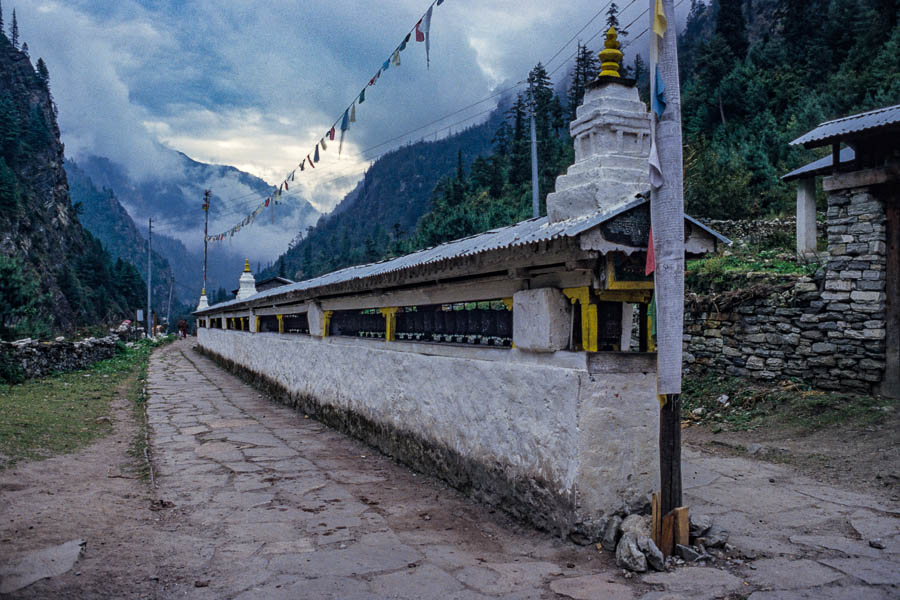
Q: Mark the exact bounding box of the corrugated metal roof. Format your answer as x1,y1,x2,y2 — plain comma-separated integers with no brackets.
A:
198,196,729,314
791,104,900,148
782,147,855,181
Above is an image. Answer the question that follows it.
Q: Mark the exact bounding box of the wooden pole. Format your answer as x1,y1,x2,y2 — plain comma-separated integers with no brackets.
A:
649,0,686,515
202,189,211,296
529,82,540,218
147,217,152,338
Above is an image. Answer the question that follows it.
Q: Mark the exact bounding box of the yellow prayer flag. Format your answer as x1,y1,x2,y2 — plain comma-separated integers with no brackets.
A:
653,0,667,37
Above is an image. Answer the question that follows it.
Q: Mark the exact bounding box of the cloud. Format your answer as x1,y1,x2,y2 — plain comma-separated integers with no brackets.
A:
17,0,668,241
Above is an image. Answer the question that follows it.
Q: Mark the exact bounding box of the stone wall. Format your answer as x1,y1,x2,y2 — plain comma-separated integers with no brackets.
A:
197,328,659,541
684,190,888,394
701,216,824,248
1,336,119,380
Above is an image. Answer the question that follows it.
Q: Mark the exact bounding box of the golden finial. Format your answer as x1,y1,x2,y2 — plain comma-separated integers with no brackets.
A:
598,27,623,78
243,259,250,272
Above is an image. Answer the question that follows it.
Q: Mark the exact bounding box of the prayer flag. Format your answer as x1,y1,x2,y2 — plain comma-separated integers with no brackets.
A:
649,139,664,189
265,197,270,207
653,0,667,37
328,127,335,140
399,34,409,52
437,0,444,5
314,145,320,162
359,88,366,103
320,137,327,150
424,6,433,68
340,109,350,132
284,180,289,191
415,18,425,42
350,102,356,123
645,228,655,276
383,58,390,71
307,153,315,168
652,66,666,117
392,48,401,66
300,159,305,171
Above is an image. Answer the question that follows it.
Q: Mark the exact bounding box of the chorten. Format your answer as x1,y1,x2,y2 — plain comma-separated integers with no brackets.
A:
196,288,209,311
235,259,257,300
546,28,651,222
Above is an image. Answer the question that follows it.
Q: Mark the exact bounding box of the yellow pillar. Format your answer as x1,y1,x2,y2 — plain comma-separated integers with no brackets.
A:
563,286,598,353
322,311,333,337
255,316,260,332
276,314,284,334
380,307,399,341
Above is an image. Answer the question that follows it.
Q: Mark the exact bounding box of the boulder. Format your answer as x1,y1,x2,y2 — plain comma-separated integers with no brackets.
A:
601,515,623,552
689,514,712,539
637,535,666,571
697,524,729,549
616,533,648,573
620,514,651,538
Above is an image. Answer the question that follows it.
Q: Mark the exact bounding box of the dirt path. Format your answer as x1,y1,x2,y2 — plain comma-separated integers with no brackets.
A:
2,339,899,599
0,377,158,598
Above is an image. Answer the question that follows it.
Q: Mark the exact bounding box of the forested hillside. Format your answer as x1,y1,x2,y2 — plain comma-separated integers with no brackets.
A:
679,0,899,218
66,160,177,309
263,0,899,286
0,24,144,337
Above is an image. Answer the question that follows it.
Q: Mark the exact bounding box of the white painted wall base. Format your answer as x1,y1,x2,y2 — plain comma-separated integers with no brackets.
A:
198,328,659,537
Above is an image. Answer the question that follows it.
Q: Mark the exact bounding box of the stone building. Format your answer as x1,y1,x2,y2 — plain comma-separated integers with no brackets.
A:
785,105,899,398
194,50,727,539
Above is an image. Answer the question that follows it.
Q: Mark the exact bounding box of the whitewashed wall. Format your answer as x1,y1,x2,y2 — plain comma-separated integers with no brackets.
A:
197,328,659,537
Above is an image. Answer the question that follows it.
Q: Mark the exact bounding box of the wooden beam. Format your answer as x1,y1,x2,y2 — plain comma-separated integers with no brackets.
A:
823,165,900,192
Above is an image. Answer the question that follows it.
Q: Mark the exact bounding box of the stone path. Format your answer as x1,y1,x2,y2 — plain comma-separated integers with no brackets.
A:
146,340,900,599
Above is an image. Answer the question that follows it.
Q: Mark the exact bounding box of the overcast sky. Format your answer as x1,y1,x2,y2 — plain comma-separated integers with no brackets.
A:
14,0,674,216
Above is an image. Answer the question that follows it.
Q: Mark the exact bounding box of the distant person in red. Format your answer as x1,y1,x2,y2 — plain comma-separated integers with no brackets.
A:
177,319,188,339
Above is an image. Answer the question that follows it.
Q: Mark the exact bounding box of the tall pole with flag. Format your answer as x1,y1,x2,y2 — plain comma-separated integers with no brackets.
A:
648,0,685,517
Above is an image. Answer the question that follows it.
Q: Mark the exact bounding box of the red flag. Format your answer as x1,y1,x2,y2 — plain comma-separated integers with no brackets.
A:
415,19,425,41
645,228,655,276
265,197,270,207
284,180,289,191
307,154,315,168
328,127,336,141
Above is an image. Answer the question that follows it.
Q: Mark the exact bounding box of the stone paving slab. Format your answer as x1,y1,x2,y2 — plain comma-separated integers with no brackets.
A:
143,341,900,599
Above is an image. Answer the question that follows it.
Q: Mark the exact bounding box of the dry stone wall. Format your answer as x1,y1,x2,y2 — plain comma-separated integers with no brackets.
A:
1,336,119,380
684,190,888,394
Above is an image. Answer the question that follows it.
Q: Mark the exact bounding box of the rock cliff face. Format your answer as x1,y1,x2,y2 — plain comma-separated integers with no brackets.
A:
0,32,142,332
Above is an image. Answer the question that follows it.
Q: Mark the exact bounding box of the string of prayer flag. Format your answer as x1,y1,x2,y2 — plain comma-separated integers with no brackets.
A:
206,0,447,242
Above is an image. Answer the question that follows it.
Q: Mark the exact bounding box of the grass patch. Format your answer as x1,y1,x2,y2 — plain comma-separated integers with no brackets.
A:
0,337,170,469
687,248,819,292
682,372,898,432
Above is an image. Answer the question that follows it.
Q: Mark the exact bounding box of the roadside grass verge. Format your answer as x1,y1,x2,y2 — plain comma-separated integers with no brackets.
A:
0,337,171,469
682,372,898,433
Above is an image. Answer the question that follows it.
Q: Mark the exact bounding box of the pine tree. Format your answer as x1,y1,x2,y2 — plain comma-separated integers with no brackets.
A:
36,58,49,86
10,8,17,48
0,0,4,36
567,43,600,120
716,0,747,59
605,2,627,36
20,41,27,56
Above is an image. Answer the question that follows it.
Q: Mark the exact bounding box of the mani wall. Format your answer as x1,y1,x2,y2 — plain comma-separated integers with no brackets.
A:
194,72,727,541
684,189,889,394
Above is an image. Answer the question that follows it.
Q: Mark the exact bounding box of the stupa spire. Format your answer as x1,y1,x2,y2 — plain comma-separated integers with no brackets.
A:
598,27,623,78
